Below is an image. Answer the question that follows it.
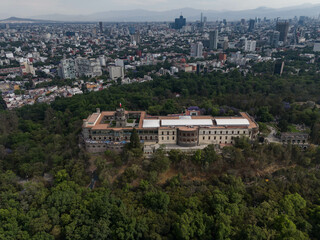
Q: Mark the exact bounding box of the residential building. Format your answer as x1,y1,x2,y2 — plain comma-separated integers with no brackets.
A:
109,66,125,80
313,41,320,52
190,42,203,58
244,40,256,52
270,31,280,48
75,58,102,78
58,59,76,79
209,30,218,50
20,61,35,76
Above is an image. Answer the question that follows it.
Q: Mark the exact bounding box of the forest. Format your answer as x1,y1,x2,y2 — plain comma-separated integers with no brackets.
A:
1,70,320,239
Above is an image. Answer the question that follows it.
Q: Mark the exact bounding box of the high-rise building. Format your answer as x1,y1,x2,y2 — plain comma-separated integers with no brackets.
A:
109,66,125,80
244,40,256,52
270,31,280,47
209,30,218,50
115,59,125,68
129,26,136,35
276,21,289,43
248,19,255,32
173,15,186,30
313,41,320,52
131,32,141,44
190,42,203,58
75,58,102,78
20,61,36,76
99,55,106,67
58,59,76,79
99,22,103,33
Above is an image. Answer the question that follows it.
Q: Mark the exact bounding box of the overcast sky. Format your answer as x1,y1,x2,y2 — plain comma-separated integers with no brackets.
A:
0,0,319,18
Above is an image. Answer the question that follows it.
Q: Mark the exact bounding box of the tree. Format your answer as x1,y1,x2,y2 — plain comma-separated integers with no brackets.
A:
0,95,6,110
129,128,141,149
143,191,170,213
149,148,170,173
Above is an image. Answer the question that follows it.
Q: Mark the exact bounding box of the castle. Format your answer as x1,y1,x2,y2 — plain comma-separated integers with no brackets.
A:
82,107,259,155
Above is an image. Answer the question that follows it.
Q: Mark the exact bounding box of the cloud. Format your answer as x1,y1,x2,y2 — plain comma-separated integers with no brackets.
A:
0,0,319,18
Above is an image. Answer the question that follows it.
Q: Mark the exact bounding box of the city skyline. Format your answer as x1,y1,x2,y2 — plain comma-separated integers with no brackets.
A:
0,0,320,19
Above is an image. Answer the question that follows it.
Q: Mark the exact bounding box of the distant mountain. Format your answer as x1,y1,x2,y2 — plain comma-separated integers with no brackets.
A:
25,3,320,22
0,17,58,23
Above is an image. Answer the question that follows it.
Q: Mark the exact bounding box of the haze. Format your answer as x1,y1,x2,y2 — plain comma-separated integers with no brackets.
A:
0,0,319,19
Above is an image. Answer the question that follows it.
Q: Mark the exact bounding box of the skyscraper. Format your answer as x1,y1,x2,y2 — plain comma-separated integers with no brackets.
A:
173,15,186,30
209,30,218,50
99,22,103,33
248,19,255,32
190,42,203,58
276,21,289,43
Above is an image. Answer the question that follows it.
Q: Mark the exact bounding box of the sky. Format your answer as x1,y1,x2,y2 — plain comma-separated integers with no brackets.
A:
0,0,319,18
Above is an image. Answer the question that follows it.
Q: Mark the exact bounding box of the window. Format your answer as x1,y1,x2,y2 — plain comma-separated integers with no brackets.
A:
167,136,169,140
203,136,205,140
220,136,222,140
226,131,228,134
214,136,216,140
209,136,211,140
167,131,169,135
140,136,142,140
232,131,234,134
173,132,175,135
215,131,217,134
209,131,211,134
162,137,164,140
150,136,152,140
238,131,240,134
162,132,164,135
243,131,246,134
173,137,175,140
225,136,228,139
220,131,222,134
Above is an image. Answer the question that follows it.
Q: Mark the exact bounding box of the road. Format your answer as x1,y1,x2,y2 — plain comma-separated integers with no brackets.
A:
265,126,280,143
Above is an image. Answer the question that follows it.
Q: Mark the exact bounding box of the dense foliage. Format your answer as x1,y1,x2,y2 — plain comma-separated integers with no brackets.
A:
1,71,320,239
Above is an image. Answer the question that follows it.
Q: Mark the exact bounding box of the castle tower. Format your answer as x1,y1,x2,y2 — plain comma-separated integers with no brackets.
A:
115,108,127,127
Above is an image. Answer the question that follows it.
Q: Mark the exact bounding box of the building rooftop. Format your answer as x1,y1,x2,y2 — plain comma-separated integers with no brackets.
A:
83,108,259,131
143,119,160,128
161,119,213,127
215,118,250,126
